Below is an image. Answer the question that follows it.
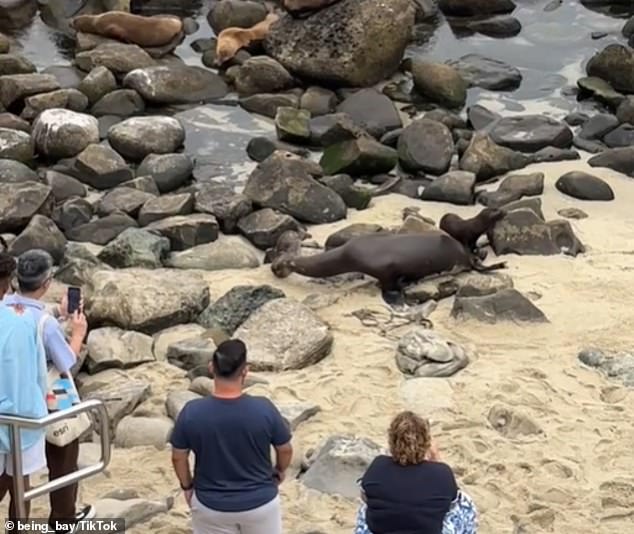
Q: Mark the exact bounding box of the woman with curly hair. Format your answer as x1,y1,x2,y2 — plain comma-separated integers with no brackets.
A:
355,411,478,534
0,237,16,299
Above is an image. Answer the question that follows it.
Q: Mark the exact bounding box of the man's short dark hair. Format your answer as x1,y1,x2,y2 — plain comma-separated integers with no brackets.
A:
212,339,247,379
16,249,54,293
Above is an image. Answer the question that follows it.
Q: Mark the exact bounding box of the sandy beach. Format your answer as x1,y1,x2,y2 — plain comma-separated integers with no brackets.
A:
5,156,630,534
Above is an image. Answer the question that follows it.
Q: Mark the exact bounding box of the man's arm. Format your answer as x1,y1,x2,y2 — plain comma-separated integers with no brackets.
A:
269,401,293,481
273,441,293,475
171,448,193,489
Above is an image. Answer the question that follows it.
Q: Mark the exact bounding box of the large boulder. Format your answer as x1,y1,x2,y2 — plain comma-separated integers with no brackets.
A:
459,133,530,182
85,269,210,334
490,115,573,152
264,0,415,87
244,151,347,224
107,116,185,161
0,182,53,233
233,298,333,371
586,44,634,95
32,109,99,159
588,147,634,177
9,215,66,263
0,127,33,163
397,118,454,175
86,327,155,373
97,228,170,269
74,43,155,75
123,65,228,104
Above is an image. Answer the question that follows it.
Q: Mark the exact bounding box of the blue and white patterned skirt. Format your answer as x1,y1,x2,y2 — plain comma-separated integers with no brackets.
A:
354,489,478,534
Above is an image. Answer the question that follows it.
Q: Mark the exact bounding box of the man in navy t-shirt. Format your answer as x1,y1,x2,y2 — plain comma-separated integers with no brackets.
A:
170,339,293,534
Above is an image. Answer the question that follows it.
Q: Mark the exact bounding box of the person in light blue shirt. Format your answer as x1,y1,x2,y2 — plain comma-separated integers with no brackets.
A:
0,250,94,528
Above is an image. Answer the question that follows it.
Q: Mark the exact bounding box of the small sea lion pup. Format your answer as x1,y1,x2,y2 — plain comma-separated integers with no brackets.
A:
439,207,506,257
69,11,183,48
271,230,506,303
215,12,279,66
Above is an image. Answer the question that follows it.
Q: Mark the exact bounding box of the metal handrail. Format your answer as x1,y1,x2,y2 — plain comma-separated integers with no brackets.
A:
0,399,111,518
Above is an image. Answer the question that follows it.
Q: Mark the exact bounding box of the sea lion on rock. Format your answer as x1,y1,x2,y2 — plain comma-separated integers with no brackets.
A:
271,230,506,303
439,208,506,257
215,12,279,65
70,11,183,48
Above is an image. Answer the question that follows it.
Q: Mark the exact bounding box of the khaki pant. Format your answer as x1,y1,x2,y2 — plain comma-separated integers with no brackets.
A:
191,493,282,534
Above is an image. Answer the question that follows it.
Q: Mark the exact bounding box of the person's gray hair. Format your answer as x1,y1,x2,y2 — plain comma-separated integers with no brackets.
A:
16,249,54,289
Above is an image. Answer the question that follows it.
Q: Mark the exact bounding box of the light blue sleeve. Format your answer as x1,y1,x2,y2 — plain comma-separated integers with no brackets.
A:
43,318,77,374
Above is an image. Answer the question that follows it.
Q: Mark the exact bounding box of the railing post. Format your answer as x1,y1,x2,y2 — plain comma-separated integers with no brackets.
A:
9,423,27,519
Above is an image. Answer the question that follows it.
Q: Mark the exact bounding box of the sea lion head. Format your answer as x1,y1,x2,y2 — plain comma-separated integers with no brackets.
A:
214,34,242,66
69,15,90,31
479,207,507,226
271,255,294,278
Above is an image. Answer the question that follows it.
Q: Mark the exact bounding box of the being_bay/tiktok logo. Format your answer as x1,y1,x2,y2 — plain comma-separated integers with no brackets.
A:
3,519,124,534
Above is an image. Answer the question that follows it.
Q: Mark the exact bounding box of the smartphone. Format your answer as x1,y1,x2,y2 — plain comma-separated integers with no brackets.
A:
67,287,81,314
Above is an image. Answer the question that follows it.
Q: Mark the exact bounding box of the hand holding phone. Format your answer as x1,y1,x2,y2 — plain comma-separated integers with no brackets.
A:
67,286,81,314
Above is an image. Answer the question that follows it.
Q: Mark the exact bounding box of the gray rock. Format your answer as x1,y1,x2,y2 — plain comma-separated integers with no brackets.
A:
488,209,584,256
145,214,219,251
21,88,89,121
78,66,117,105
244,151,346,224
108,116,185,162
0,112,30,132
97,187,156,217
300,86,337,117
278,402,321,431
207,0,268,34
86,327,155,374
396,328,469,377
336,88,402,139
530,146,580,163
558,207,588,220
490,115,573,152
120,175,160,195
300,435,382,498
189,376,214,396
616,96,634,124
167,336,216,370
72,144,134,189
0,53,35,76
93,497,169,528
234,57,294,96
404,271,513,304
91,89,145,117
246,136,310,162
586,44,634,94
309,112,361,147
0,181,53,233
573,135,607,154
239,93,300,119
578,348,634,388
44,170,87,202
195,184,253,234
0,158,37,183
136,153,193,194
555,171,614,201
9,215,66,263
324,223,384,249
465,15,521,38
237,208,303,250
438,0,516,16
114,416,173,449
420,170,475,205
320,174,372,210
264,0,415,87
123,65,228,104
411,60,469,109
397,118,455,175
487,404,543,438
604,123,634,148
588,147,634,177
32,109,99,159
578,113,619,140
166,390,202,420
66,213,138,246
459,133,530,182
153,324,207,362
233,298,332,371
451,288,549,323
75,44,155,75
198,284,285,335
478,172,544,208
165,237,259,271
467,104,500,130
577,76,625,109
97,228,170,269
52,197,93,234
138,193,194,226
86,268,210,334
0,73,59,109
57,243,111,287
320,136,398,177
275,106,311,144
447,54,522,91
0,127,33,163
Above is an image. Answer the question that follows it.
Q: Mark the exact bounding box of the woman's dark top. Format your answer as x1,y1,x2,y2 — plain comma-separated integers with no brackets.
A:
361,454,458,534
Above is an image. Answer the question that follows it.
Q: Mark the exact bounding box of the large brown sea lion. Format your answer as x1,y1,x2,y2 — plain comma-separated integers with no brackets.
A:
439,207,506,256
271,230,506,303
215,12,279,66
69,11,183,48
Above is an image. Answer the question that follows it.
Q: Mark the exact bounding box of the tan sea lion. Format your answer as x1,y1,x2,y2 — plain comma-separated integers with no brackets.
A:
215,12,279,66
271,230,506,303
69,11,183,48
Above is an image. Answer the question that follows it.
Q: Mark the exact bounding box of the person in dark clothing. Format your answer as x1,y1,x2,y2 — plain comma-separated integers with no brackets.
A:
170,339,293,534
355,411,478,534
0,237,15,298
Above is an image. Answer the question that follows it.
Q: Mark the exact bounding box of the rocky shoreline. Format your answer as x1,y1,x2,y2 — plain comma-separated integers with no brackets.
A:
2,0,634,532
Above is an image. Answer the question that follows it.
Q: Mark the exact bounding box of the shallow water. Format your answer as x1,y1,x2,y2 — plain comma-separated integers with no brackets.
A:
1,0,632,118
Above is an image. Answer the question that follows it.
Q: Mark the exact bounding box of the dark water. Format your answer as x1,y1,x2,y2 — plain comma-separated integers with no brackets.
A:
1,0,632,118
